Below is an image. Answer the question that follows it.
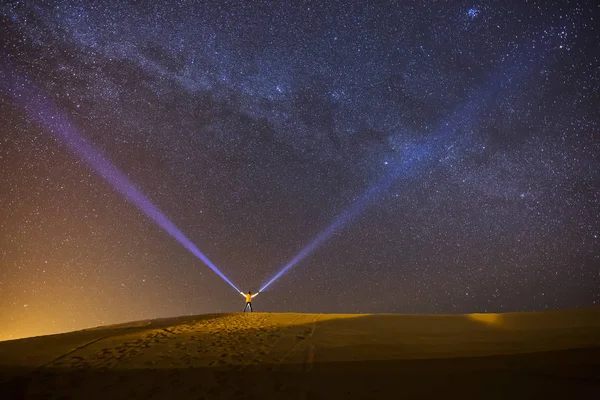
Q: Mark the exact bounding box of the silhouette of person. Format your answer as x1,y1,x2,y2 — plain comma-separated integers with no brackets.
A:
240,291,258,312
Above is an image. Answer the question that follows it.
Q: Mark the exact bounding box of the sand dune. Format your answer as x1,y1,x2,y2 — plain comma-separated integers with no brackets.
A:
1,308,600,399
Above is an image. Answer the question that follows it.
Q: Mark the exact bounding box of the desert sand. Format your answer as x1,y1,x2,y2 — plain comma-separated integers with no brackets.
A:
1,308,600,399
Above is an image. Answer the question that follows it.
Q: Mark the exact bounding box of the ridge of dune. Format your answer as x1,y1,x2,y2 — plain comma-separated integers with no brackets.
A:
1,308,600,399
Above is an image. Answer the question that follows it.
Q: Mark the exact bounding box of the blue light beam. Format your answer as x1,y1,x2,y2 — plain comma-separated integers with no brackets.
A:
1,63,241,293
260,137,438,293
260,43,546,292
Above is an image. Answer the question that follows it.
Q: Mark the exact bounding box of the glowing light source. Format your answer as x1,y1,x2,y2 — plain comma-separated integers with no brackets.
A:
1,63,241,293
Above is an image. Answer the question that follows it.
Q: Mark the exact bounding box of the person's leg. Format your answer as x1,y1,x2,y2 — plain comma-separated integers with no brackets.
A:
244,303,247,312
249,302,253,312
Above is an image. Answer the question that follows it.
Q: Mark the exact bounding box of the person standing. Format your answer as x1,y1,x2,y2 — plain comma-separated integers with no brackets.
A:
240,291,258,312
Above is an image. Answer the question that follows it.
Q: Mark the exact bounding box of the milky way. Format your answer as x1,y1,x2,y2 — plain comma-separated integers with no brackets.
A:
1,0,599,341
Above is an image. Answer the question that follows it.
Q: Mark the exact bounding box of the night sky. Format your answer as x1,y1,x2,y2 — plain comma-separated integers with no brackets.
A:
1,0,599,341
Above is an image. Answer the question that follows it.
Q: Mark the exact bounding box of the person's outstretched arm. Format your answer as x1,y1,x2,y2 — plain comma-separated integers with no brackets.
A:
240,291,246,296
251,292,259,298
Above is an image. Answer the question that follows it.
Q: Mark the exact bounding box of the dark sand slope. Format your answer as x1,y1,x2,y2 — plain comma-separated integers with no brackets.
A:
2,308,600,399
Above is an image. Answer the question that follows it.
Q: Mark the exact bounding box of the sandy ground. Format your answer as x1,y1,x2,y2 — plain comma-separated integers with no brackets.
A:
1,308,600,399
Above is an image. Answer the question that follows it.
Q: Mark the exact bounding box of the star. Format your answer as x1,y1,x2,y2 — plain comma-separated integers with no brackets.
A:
467,8,480,19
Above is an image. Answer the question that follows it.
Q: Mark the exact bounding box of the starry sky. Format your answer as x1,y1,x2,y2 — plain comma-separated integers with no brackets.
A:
1,0,599,341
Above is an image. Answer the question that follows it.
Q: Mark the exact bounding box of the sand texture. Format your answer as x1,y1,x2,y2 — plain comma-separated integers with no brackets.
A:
1,308,600,399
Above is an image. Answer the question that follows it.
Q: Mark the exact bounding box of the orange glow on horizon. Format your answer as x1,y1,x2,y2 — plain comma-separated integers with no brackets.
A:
467,313,503,327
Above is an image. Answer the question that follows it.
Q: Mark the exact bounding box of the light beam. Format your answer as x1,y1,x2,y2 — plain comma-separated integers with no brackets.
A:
1,63,241,293
260,44,546,292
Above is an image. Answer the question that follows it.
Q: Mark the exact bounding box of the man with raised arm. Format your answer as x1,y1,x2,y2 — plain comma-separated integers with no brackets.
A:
240,291,258,312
